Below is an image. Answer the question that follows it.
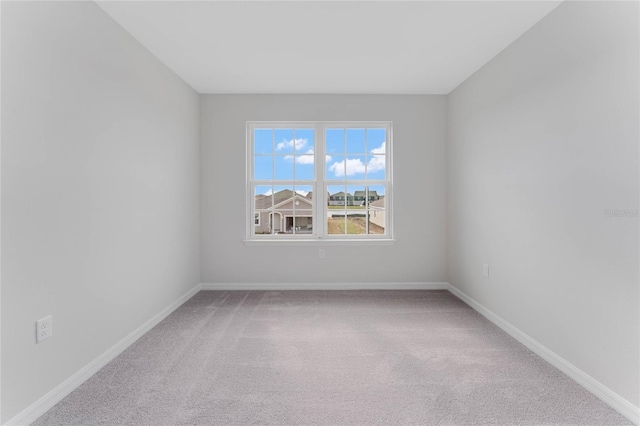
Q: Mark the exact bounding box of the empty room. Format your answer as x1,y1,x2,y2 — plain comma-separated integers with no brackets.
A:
1,0,638,425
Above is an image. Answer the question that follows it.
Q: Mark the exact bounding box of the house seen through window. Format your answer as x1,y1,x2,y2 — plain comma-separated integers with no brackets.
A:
247,122,392,241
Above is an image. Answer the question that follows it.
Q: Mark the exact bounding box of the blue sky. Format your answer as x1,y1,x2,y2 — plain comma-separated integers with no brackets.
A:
254,128,386,196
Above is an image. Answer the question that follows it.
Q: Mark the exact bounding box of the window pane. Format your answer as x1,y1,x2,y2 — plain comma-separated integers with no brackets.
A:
328,185,346,207
323,151,333,172
368,209,385,234
255,185,272,206
274,129,294,154
269,185,293,235
367,128,386,152
254,211,271,234
254,156,272,180
366,155,385,179
348,185,366,207
295,128,314,152
295,185,313,210
254,186,272,235
326,155,344,180
273,185,294,204
269,212,283,234
345,210,367,235
367,131,386,179
327,184,346,235
345,156,366,180
295,155,314,180
368,185,385,203
326,129,344,154
327,212,345,235
275,156,294,180
254,129,273,154
292,215,313,235
346,128,365,154
291,197,311,214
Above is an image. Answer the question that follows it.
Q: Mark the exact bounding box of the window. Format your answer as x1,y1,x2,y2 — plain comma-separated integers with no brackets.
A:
247,122,392,243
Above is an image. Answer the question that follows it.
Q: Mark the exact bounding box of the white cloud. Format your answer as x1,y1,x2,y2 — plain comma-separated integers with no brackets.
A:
284,149,314,164
282,149,331,165
277,138,308,151
273,140,385,177
295,155,315,165
370,141,385,155
329,158,366,177
328,141,385,177
368,141,385,173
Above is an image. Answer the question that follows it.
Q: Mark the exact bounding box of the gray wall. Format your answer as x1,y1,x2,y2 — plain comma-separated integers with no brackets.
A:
447,1,639,406
201,95,447,284
1,2,200,421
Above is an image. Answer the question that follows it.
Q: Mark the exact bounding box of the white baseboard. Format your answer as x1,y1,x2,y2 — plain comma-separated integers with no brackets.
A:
4,283,202,426
200,282,449,291
446,283,639,425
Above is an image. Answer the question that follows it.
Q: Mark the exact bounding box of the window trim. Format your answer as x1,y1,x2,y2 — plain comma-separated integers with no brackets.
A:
245,121,394,245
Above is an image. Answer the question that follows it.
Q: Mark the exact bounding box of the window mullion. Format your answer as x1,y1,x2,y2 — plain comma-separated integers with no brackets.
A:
316,124,325,238
292,128,296,235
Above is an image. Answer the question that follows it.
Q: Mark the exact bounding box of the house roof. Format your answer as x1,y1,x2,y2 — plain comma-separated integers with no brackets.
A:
255,189,313,210
273,195,312,210
370,198,385,208
353,190,378,197
255,189,294,209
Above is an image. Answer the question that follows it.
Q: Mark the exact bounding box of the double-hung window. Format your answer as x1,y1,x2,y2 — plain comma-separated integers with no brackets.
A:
247,122,392,243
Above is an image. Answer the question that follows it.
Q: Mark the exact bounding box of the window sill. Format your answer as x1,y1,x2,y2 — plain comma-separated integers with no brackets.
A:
243,238,396,247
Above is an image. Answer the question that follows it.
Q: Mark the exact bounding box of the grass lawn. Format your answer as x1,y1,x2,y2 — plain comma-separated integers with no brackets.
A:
328,206,366,210
327,218,363,234
327,217,384,235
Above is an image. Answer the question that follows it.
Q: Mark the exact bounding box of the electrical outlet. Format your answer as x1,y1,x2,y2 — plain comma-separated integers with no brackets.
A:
36,315,53,343
319,249,325,259
482,264,490,278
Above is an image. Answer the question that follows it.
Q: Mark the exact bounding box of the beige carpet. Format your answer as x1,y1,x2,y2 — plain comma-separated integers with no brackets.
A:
34,290,631,425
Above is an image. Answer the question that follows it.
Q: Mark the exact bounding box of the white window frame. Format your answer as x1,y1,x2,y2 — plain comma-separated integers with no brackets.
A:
254,212,260,226
246,121,394,245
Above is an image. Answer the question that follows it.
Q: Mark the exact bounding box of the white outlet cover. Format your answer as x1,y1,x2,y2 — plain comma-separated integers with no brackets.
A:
36,315,53,343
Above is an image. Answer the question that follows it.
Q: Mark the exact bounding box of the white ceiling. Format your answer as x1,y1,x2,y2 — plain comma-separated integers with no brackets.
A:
96,1,562,94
